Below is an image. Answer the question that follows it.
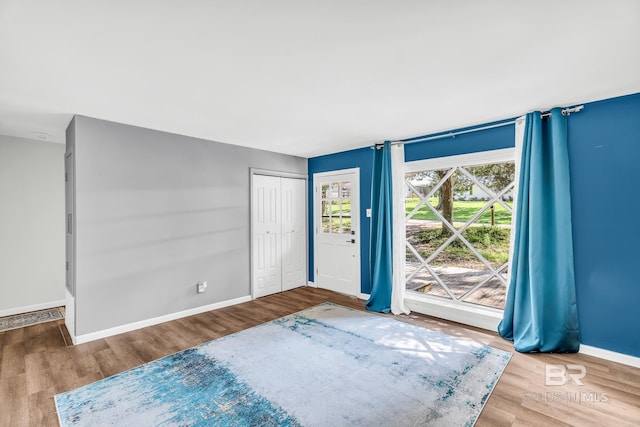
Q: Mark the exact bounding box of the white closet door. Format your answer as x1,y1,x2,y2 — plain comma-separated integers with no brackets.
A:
252,175,282,298
281,178,306,291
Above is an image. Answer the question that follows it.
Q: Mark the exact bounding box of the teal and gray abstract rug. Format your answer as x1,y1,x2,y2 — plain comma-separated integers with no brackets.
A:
55,303,511,426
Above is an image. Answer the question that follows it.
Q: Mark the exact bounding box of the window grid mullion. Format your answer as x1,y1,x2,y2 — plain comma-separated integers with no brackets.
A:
404,158,515,310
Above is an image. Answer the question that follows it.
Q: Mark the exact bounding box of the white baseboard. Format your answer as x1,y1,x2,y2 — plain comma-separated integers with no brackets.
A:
404,295,502,332
404,294,640,368
72,295,252,345
307,281,317,288
580,344,640,368
357,293,370,300
0,299,66,318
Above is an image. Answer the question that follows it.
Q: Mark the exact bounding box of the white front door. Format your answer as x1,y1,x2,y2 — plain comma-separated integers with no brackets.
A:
314,169,360,296
252,174,282,298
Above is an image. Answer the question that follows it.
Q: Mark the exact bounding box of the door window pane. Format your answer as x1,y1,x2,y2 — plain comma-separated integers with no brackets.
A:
319,179,355,235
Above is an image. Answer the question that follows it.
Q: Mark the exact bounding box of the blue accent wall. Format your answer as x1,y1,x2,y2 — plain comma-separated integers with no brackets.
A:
404,119,516,162
567,92,640,357
308,91,640,358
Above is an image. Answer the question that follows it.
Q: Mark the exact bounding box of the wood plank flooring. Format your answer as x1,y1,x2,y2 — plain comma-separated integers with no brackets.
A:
1,287,638,426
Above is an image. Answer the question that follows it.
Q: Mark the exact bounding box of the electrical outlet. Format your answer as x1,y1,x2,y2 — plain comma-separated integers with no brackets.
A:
197,281,207,293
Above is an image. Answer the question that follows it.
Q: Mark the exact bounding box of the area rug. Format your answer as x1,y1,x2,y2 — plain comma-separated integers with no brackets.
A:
55,303,511,426
0,307,63,332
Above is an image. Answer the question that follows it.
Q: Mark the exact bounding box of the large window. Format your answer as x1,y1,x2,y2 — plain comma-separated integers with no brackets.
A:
404,150,515,310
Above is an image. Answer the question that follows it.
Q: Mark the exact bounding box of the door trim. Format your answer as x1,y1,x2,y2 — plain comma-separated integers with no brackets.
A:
249,169,308,300
313,168,361,296
250,168,308,180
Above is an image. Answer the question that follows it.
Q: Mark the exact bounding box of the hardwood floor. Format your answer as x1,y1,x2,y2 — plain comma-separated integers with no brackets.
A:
1,287,638,426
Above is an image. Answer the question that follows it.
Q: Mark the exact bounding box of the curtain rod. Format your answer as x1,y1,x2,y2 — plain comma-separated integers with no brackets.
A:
379,105,584,147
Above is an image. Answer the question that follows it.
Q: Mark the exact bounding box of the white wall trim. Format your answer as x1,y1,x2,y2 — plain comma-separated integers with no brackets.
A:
312,167,361,180
307,281,317,288
0,299,66,318
580,344,640,368
404,294,640,367
358,293,370,300
72,295,252,345
250,167,307,180
404,294,502,331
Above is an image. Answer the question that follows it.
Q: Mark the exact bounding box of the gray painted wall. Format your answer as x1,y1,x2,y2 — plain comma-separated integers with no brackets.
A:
70,116,307,335
0,135,65,313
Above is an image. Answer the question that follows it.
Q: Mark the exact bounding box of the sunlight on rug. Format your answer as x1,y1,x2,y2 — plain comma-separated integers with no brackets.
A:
55,303,511,426
0,307,63,332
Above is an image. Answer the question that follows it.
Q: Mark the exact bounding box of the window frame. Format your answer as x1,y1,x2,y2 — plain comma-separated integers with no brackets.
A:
403,147,515,330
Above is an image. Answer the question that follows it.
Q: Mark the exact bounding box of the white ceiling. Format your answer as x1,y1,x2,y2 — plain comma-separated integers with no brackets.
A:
1,1,639,158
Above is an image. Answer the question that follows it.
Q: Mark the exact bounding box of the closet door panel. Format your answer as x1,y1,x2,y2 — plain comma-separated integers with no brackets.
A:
252,175,282,298
281,177,306,291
